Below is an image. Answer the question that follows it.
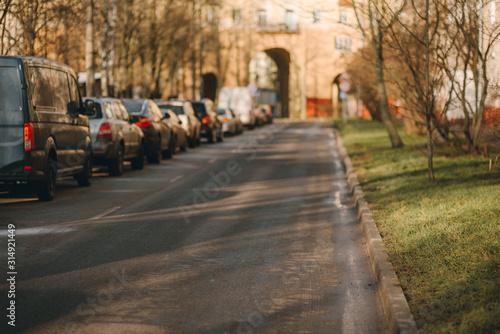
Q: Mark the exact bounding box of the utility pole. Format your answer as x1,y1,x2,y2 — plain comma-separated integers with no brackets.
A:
85,0,95,97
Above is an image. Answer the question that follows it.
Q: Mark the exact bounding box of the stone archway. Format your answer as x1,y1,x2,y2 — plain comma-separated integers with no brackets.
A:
202,73,217,101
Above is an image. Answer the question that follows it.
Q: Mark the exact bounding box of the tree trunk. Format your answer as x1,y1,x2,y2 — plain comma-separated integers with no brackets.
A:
373,50,404,148
85,0,95,97
101,0,117,97
426,115,436,182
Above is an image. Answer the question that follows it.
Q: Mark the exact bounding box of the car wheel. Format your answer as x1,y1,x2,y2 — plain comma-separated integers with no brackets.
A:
147,143,162,164
188,136,195,148
162,139,174,159
108,145,124,176
180,136,188,152
208,129,215,143
76,151,92,187
217,128,224,142
36,156,57,201
131,143,145,170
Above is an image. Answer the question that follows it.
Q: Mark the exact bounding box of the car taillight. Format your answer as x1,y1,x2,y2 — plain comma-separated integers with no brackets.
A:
223,117,228,122
97,122,112,139
24,123,34,151
202,116,210,124
135,117,152,128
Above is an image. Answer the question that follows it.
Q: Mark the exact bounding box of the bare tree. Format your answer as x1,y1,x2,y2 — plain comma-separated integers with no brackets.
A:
86,0,95,97
440,0,500,152
351,0,405,148
101,0,118,97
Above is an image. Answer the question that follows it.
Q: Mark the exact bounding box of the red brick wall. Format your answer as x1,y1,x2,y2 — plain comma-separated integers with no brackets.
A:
306,98,333,117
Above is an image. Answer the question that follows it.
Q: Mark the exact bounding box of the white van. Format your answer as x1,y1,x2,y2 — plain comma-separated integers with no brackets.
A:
217,87,256,129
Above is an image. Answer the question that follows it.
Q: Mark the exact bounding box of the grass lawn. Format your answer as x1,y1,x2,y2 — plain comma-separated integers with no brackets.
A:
337,119,500,333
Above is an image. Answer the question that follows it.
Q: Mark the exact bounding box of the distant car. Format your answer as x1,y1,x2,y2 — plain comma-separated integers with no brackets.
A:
163,109,188,153
156,99,201,148
0,56,94,201
229,108,244,134
191,99,223,143
216,107,238,136
258,104,274,124
84,97,145,176
121,99,174,163
254,107,267,127
217,86,257,129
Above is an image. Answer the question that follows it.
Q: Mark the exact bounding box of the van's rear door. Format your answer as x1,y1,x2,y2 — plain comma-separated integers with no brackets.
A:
0,58,25,172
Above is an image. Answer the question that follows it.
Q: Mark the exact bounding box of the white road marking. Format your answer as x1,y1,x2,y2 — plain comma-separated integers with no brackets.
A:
169,174,184,183
0,227,75,236
91,206,121,220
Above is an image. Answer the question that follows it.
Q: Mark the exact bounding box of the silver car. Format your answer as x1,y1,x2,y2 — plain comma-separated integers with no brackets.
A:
85,97,145,176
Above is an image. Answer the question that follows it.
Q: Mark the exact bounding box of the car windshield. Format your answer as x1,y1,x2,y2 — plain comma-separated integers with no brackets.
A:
216,108,226,116
0,66,22,113
159,104,183,115
122,100,145,115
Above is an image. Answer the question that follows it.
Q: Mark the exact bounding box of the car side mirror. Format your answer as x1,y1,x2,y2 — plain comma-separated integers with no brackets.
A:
163,113,170,119
178,120,182,125
84,100,95,116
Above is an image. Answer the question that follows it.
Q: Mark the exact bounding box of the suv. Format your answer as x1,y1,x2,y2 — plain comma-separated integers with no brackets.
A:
156,99,201,148
0,56,94,201
191,99,223,143
84,97,145,176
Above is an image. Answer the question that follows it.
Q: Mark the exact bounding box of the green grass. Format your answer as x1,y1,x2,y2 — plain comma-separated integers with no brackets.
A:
337,119,500,333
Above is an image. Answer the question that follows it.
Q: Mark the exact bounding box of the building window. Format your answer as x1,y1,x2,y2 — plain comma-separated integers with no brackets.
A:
258,9,266,29
285,9,297,31
340,10,348,24
313,9,321,23
206,6,215,23
336,36,352,52
491,1,496,24
233,9,241,25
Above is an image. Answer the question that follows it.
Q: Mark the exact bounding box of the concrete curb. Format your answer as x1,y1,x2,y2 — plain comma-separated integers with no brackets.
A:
334,129,419,334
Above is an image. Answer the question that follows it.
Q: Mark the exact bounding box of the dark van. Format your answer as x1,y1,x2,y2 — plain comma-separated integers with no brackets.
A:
0,56,94,201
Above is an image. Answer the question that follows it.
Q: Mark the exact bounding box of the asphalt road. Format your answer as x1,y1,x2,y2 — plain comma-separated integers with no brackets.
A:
0,121,388,333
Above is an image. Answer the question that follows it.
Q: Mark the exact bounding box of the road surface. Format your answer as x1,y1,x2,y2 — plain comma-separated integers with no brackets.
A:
0,121,388,333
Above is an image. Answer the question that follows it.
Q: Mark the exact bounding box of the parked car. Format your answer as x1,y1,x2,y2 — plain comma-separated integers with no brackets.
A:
254,107,266,127
156,99,201,148
217,86,257,129
229,108,244,134
121,99,174,163
191,99,223,143
163,109,188,153
84,97,145,176
216,107,238,136
258,104,274,124
0,56,94,201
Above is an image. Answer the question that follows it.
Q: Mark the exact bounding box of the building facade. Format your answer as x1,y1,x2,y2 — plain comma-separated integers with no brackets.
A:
180,0,361,119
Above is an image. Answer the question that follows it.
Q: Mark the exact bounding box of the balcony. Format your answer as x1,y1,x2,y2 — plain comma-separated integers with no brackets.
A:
257,22,300,34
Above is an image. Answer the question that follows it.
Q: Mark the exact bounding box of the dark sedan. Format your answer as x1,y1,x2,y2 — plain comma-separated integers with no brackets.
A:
122,99,174,163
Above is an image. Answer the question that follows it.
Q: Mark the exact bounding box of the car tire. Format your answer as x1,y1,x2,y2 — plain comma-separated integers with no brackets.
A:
76,151,92,187
217,128,224,142
36,156,57,201
162,139,174,159
147,145,161,164
108,145,124,176
131,144,145,170
208,129,215,143
188,137,195,148
180,136,188,152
